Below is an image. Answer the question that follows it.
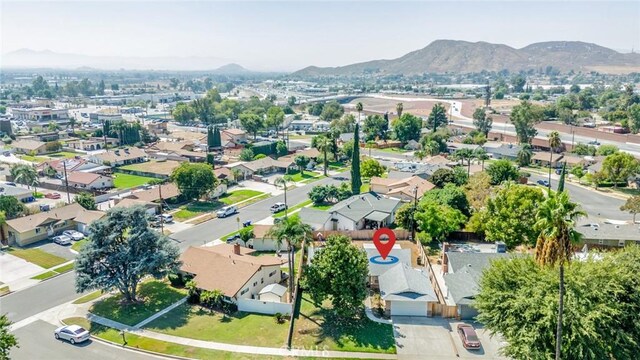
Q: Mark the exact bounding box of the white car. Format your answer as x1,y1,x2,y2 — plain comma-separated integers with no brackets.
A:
270,202,287,213
62,230,85,241
52,235,72,246
216,206,238,218
54,325,90,344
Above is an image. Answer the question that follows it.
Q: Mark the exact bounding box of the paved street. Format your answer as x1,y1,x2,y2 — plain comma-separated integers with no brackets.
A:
10,320,159,360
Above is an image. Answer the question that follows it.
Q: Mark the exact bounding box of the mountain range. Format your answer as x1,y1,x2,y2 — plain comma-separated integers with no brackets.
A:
294,40,640,76
1,49,251,73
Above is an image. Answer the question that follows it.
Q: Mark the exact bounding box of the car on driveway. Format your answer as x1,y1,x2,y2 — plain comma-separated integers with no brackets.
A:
537,179,550,187
216,206,238,218
52,235,72,246
62,230,85,241
457,324,481,350
45,192,61,199
270,202,287,213
54,325,90,344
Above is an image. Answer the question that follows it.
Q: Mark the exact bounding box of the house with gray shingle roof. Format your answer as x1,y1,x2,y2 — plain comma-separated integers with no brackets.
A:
379,263,438,317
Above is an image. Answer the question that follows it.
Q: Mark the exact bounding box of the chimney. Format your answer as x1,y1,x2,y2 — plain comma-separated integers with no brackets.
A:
233,243,241,255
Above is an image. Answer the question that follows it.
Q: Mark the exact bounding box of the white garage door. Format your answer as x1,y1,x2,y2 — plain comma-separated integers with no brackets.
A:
390,301,428,317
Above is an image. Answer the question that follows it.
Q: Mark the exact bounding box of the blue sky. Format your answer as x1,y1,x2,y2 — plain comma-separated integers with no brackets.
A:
2,1,639,71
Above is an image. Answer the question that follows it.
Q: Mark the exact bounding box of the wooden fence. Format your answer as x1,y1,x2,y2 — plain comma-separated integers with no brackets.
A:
286,238,306,349
418,242,458,319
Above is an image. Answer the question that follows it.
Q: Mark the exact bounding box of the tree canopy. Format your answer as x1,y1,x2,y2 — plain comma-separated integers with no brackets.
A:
472,108,493,136
75,192,96,210
427,103,448,132
170,162,217,200
360,158,385,178
362,114,388,142
392,113,422,143
75,206,181,302
486,159,519,185
510,100,543,144
602,152,639,185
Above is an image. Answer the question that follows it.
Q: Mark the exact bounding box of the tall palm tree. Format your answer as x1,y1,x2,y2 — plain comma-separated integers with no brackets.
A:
356,102,363,125
548,131,562,186
274,176,290,218
68,117,77,134
396,102,403,118
534,191,586,360
11,164,39,192
474,148,489,170
454,148,474,175
314,135,331,176
265,216,312,301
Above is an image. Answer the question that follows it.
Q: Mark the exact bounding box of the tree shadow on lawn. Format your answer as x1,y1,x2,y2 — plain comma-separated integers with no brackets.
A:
91,281,186,326
296,295,395,353
185,201,223,213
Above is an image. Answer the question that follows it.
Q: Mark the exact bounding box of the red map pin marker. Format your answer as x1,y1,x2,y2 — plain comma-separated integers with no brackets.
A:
373,228,396,260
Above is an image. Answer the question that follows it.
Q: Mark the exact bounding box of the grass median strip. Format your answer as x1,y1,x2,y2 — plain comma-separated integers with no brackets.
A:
52,262,75,274
220,189,264,205
71,239,87,252
0,286,9,296
30,271,58,281
7,248,67,269
73,290,104,304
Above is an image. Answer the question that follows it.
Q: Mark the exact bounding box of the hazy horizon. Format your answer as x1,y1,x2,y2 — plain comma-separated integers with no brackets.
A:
2,1,639,72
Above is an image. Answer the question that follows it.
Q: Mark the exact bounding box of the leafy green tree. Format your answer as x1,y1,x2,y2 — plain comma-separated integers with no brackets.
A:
472,108,492,136
602,152,639,186
253,154,266,160
427,103,447,132
239,112,263,139
468,183,544,247
75,206,181,302
620,195,640,223
517,143,533,167
474,148,490,170
396,102,403,118
319,101,344,121
266,106,285,137
392,113,422,143
207,126,215,150
287,96,297,106
275,140,288,159
238,227,255,246
308,185,329,205
239,148,254,161
486,159,519,185
422,183,470,216
0,196,27,219
571,143,596,156
351,123,362,194
510,100,543,144
362,114,388,142
570,165,585,183
453,148,474,176
534,191,586,360
0,314,18,359
330,114,356,134
266,215,312,300
394,203,414,230
595,144,619,156
415,202,466,243
419,129,449,155
212,127,221,148
476,247,640,360
510,75,526,92
629,103,640,133
360,158,384,178
452,166,469,186
429,168,456,188
294,155,310,175
75,192,96,210
464,172,492,211
301,234,369,319
170,163,217,200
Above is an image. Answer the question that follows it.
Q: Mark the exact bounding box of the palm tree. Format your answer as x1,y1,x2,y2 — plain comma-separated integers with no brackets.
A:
517,144,533,167
534,191,586,360
474,148,490,170
265,216,312,301
454,148,474,175
396,102,403,118
68,117,77,134
314,135,331,176
548,131,562,186
0,211,7,245
11,164,39,193
274,176,290,218
356,102,363,125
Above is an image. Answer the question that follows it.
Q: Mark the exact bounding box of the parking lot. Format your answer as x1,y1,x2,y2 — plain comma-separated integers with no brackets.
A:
392,316,506,360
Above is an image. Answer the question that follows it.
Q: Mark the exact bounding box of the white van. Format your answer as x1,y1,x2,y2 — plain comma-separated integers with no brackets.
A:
216,206,238,218
270,202,287,213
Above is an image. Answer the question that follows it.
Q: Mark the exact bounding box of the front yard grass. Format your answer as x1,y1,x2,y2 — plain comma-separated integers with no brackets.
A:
18,154,48,163
71,239,87,252
52,262,75,274
219,189,264,205
376,147,408,154
48,151,79,159
90,280,187,326
30,271,58,280
310,203,332,210
113,173,156,189
73,290,104,304
63,317,291,360
292,296,396,354
173,201,223,221
7,248,67,268
144,304,289,348
360,183,370,193
286,170,318,182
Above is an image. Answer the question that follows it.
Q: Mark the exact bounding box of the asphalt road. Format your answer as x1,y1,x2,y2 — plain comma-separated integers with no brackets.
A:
170,174,347,248
0,272,84,323
10,320,158,360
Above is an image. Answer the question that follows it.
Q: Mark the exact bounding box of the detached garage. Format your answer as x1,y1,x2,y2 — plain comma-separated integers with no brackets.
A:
379,263,438,317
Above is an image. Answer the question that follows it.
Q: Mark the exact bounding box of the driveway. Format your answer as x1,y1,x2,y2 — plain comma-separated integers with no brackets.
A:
0,251,43,283
392,316,506,360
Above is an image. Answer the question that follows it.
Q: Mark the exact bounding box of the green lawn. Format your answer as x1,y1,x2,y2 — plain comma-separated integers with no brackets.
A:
273,200,312,218
52,262,75,274
219,189,264,205
71,239,87,252
30,271,58,280
292,296,396,354
91,281,187,326
7,248,67,268
360,183,370,193
174,201,223,221
48,151,79,159
285,170,321,182
0,286,9,296
64,317,296,360
220,225,253,241
73,290,104,305
113,173,156,189
376,147,408,154
310,203,333,210
144,304,289,348
18,155,48,163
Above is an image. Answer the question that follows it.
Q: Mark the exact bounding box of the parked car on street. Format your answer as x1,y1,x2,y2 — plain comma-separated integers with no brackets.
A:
62,230,85,241
155,214,174,223
537,179,550,187
226,234,240,243
45,192,61,199
52,235,72,246
270,202,288,213
216,206,238,218
54,325,90,344
457,324,481,350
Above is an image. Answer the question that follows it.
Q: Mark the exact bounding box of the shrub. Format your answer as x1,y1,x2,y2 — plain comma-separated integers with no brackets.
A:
168,273,185,288
274,312,285,324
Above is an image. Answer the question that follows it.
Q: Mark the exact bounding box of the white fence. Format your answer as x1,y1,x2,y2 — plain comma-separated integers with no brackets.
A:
237,298,292,315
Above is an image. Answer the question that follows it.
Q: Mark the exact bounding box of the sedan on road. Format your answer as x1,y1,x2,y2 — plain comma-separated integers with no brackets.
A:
45,192,62,199
457,324,481,350
54,325,90,344
537,179,550,187
52,235,72,246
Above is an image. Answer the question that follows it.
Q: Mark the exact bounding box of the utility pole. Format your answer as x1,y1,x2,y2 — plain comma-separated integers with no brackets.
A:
102,119,108,151
411,186,418,243
62,160,71,204
159,184,164,234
